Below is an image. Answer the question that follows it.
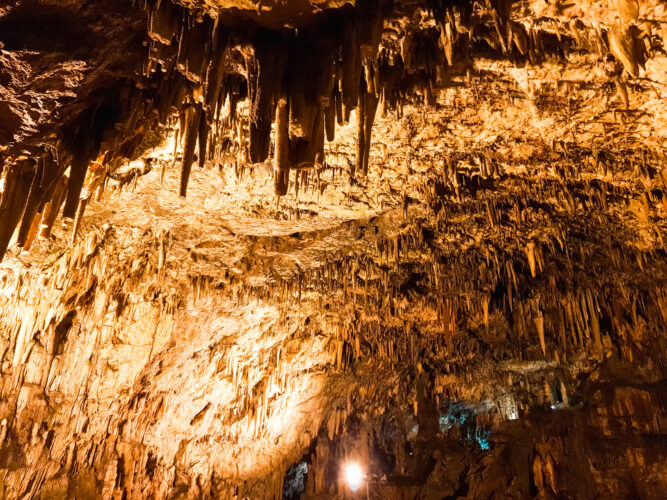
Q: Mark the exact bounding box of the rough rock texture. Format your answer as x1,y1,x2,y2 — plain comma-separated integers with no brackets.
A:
174,0,356,29
0,0,666,499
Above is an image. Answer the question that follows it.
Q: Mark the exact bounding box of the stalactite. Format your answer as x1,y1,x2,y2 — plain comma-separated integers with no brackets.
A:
71,156,106,244
324,97,336,143
177,15,212,83
15,159,45,249
57,141,81,210
198,109,209,169
180,104,202,197
39,175,68,239
22,210,42,252
362,90,379,175
247,33,287,163
274,98,290,196
341,22,362,116
608,25,640,78
0,157,35,260
355,89,366,178
148,0,180,45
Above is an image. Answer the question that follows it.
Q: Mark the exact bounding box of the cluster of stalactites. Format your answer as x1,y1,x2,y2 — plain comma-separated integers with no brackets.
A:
0,73,170,262
244,0,536,195
1,0,661,264
144,0,239,197
238,1,387,195
170,0,661,197
143,0,389,197
142,0,521,201
0,0,229,262
0,0,237,261
0,0,526,263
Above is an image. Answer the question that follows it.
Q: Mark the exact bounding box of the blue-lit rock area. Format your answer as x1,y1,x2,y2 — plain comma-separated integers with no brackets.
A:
438,402,493,450
290,363,665,499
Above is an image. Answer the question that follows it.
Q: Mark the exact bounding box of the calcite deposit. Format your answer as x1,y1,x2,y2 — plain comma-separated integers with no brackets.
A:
0,0,665,498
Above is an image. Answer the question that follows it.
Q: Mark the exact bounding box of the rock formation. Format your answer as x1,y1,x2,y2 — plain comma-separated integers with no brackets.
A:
0,0,665,498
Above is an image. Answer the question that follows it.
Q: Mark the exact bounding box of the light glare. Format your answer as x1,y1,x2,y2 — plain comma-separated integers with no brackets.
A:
343,462,364,492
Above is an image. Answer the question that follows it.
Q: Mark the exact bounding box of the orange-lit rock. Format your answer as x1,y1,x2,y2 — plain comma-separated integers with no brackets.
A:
0,0,666,498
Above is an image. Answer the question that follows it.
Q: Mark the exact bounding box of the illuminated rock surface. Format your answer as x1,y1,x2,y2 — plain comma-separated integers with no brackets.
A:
0,0,666,498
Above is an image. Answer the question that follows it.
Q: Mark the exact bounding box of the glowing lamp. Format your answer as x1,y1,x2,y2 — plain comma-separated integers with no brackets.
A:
343,462,365,492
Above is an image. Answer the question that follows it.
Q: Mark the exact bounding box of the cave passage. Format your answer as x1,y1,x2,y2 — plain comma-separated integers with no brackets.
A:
0,0,666,499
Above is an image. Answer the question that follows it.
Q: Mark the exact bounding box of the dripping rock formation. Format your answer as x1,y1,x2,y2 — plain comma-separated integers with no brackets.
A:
0,0,666,498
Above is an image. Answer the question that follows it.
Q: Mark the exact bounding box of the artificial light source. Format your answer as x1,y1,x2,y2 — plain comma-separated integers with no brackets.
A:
343,462,365,492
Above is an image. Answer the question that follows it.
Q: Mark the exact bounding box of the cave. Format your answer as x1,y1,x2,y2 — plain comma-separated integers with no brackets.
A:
0,0,665,498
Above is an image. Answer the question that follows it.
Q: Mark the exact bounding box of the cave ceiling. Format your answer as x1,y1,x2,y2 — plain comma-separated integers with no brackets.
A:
0,0,666,499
